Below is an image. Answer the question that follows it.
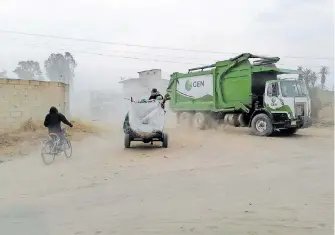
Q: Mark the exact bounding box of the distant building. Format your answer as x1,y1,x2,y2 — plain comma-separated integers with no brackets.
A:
88,89,126,120
119,69,170,100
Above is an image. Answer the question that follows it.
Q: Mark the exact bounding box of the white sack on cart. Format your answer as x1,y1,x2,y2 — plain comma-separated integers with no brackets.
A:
128,101,166,135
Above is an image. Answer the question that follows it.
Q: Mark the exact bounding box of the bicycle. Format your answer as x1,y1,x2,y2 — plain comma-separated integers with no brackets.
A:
41,127,73,165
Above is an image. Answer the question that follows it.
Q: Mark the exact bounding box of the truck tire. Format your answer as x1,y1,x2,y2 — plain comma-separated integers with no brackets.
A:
124,134,131,148
193,112,207,130
179,112,193,128
162,133,168,148
251,113,273,136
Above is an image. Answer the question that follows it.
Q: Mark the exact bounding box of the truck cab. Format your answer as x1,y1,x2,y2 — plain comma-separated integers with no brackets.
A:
264,77,312,132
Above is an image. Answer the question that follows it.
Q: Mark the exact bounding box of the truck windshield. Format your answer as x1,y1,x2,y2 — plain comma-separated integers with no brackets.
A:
280,80,307,97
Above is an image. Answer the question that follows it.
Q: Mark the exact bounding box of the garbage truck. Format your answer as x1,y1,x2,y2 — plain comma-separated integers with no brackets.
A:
166,53,312,136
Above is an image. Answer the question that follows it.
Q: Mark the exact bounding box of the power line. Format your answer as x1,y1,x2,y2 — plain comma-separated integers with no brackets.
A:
77,51,203,65
11,41,204,66
1,29,334,61
0,29,235,54
8,36,217,61
6,38,335,71
4,38,335,73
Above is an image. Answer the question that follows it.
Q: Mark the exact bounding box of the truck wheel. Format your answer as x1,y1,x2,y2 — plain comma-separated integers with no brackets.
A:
251,113,273,136
162,133,168,148
179,112,193,128
124,134,131,148
193,112,207,130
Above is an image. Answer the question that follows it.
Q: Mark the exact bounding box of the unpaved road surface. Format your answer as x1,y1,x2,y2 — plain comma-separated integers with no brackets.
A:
0,126,333,235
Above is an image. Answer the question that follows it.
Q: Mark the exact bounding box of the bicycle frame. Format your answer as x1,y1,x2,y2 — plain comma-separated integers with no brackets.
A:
47,128,68,153
41,127,72,164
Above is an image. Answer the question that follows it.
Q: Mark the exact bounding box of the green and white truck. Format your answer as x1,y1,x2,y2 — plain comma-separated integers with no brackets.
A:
166,53,312,136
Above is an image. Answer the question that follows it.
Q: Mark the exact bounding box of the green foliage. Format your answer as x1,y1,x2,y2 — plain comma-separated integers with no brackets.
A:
13,60,42,80
297,65,332,119
298,65,330,90
44,52,77,83
319,66,329,91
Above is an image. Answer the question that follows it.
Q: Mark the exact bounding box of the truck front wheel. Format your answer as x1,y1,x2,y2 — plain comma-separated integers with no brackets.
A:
251,113,273,136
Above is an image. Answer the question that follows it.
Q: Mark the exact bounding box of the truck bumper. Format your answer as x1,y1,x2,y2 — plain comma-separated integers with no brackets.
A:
280,116,312,129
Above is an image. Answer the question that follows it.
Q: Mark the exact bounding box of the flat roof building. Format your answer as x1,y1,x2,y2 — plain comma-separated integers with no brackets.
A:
119,69,169,100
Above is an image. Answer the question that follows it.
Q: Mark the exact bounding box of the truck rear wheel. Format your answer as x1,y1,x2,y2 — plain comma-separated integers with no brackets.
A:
193,112,207,130
179,112,193,128
251,113,273,136
124,134,131,148
162,133,168,148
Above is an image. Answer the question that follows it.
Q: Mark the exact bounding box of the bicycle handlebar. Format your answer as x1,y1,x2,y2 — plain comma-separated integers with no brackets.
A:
61,126,71,132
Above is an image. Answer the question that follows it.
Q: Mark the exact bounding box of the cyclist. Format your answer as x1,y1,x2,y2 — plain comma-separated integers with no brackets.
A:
149,88,164,100
44,106,73,149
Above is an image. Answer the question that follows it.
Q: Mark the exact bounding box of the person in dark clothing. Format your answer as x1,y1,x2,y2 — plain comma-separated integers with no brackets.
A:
44,106,73,148
149,88,163,100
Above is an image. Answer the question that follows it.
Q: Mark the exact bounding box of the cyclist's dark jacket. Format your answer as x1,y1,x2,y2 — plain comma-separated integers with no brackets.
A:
149,92,163,100
44,107,73,133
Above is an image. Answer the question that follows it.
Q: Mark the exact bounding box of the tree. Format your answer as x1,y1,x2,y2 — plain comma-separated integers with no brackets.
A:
297,66,324,119
44,52,77,83
303,68,312,87
0,69,8,78
319,66,328,90
297,66,304,80
13,60,42,80
310,71,318,88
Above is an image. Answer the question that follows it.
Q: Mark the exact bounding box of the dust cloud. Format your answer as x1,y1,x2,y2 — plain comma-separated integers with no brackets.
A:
0,110,334,234
0,81,334,235
0,0,334,233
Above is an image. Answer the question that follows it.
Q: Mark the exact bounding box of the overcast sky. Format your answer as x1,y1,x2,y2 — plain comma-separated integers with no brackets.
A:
0,0,334,91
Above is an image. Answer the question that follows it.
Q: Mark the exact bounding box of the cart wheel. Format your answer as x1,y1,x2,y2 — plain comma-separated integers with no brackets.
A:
162,133,168,148
124,134,131,148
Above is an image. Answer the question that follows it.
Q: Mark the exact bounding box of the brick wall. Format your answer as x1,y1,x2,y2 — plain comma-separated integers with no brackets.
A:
0,78,69,133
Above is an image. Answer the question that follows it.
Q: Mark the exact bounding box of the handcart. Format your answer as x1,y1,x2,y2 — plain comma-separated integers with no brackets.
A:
123,97,168,148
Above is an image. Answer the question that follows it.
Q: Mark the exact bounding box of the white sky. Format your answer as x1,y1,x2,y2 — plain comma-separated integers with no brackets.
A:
0,0,334,91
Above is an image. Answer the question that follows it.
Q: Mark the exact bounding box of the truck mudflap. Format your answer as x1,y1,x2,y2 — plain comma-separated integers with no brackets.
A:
300,116,313,129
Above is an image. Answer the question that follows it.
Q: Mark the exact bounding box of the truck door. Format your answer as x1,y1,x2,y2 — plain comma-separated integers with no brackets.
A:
264,82,282,110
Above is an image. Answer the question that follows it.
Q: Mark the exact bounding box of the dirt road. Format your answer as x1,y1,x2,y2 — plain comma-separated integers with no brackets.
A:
0,126,333,235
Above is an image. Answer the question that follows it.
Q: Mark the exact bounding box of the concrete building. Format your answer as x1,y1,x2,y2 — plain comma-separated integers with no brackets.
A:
119,69,170,100
0,78,69,132
138,69,162,80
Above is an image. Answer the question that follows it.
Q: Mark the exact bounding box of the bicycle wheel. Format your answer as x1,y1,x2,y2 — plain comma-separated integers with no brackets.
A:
63,138,72,158
41,140,56,165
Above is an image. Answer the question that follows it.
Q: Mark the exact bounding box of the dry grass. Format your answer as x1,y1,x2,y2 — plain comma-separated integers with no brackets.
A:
69,119,102,134
0,118,103,157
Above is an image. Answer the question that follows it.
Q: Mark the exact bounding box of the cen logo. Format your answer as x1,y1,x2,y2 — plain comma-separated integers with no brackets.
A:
185,80,204,91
